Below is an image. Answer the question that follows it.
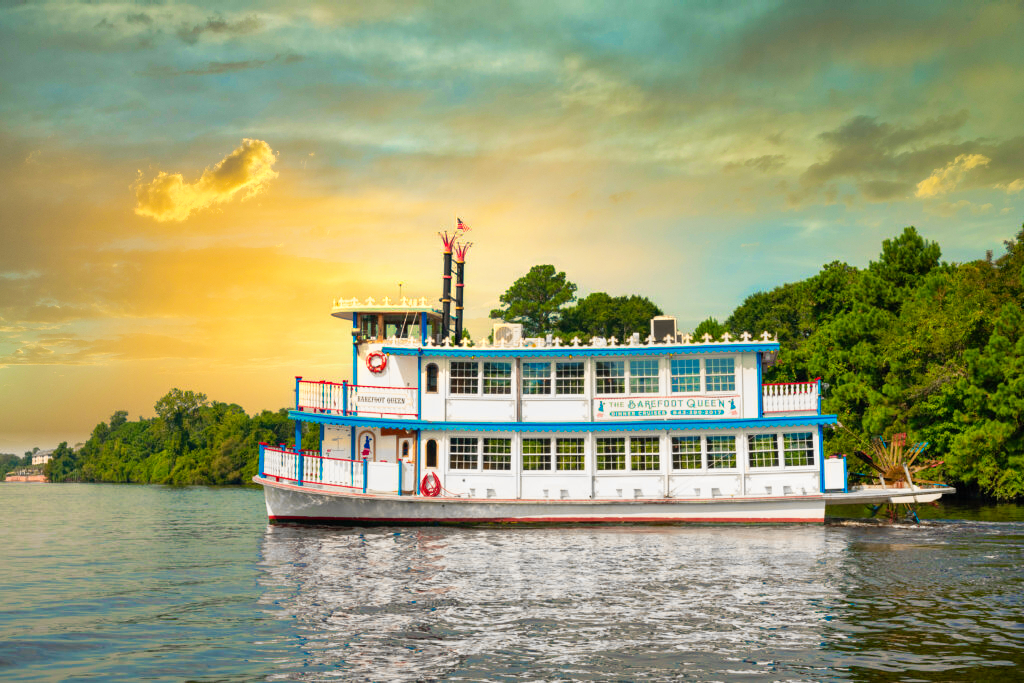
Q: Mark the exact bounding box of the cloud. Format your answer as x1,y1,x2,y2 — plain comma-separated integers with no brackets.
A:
996,178,1024,194
176,15,263,44
134,139,279,222
915,153,990,198
929,199,993,217
725,155,787,173
141,53,303,77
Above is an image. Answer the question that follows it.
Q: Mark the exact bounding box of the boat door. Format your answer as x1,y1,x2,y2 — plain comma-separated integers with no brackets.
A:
425,439,438,469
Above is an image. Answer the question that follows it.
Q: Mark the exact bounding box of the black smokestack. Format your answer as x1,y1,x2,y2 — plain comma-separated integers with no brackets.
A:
440,234,454,341
454,252,465,345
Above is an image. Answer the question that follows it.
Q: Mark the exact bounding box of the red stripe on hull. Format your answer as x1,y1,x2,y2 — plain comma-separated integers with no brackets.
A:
269,515,821,525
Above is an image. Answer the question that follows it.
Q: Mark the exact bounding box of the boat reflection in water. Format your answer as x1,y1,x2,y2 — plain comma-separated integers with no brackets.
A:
256,523,843,680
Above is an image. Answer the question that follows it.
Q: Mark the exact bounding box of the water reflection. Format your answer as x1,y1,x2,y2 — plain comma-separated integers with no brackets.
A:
257,525,847,680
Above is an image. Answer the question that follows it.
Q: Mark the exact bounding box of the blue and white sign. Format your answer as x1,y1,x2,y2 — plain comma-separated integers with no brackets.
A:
594,395,741,420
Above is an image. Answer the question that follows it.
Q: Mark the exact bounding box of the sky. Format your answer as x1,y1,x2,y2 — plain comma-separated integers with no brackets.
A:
1,1,1023,454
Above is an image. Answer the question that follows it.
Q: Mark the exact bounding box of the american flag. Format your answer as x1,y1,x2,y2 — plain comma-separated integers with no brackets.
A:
456,217,471,232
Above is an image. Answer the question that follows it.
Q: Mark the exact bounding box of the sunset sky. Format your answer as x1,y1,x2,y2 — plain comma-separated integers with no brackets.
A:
2,1,1023,453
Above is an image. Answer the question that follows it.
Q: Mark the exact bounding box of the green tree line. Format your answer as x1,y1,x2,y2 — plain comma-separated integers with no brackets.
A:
722,226,1024,500
44,389,309,485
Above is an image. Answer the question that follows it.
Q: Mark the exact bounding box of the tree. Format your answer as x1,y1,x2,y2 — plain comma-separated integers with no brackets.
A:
693,317,726,340
490,265,577,336
155,388,209,457
558,293,662,341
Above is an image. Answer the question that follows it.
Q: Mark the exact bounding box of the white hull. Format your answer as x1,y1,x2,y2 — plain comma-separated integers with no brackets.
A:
256,476,826,524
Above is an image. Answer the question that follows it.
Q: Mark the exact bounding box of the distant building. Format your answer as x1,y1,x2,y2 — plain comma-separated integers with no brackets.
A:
31,449,54,466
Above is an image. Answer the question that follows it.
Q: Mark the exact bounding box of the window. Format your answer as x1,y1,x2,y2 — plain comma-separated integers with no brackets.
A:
449,437,478,469
358,314,379,340
783,432,815,467
671,436,702,469
630,436,660,470
426,440,437,468
555,362,584,395
450,362,478,394
426,363,439,393
596,361,625,394
670,359,700,393
401,441,410,458
522,438,551,470
630,360,659,394
483,362,512,395
706,435,737,469
748,434,779,468
705,357,736,392
596,437,626,470
556,438,585,471
483,438,511,470
522,362,551,395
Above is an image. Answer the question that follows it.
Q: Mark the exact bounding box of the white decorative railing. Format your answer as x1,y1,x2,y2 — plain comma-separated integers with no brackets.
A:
258,445,415,494
295,378,417,419
762,380,819,414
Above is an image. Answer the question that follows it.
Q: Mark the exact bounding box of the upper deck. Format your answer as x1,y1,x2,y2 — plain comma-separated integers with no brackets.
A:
293,330,826,427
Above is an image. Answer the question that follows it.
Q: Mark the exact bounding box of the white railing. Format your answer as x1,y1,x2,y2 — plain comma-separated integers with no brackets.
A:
295,379,417,419
258,444,414,494
762,380,819,414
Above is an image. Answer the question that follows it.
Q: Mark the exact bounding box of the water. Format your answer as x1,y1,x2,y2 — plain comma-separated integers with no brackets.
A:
1,485,1021,681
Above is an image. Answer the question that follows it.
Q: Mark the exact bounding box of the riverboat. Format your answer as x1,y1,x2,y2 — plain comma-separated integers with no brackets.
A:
254,229,954,524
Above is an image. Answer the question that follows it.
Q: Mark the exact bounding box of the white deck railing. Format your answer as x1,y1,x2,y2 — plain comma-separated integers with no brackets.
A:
259,444,414,494
762,380,819,414
295,379,417,419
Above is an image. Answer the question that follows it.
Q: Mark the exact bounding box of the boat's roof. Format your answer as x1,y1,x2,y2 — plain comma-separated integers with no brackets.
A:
331,296,443,321
382,339,780,358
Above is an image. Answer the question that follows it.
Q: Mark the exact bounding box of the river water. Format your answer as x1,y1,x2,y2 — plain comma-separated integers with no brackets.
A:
0,485,1021,682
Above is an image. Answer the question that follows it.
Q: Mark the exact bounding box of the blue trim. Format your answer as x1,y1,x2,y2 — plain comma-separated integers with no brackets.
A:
397,459,403,496
415,433,420,496
420,311,428,345
817,377,822,415
289,410,837,433
342,380,349,416
842,453,848,493
362,458,368,494
817,424,825,494
416,354,422,419
756,353,763,418
258,443,265,476
294,376,301,411
352,312,359,384
295,422,304,487
384,342,779,359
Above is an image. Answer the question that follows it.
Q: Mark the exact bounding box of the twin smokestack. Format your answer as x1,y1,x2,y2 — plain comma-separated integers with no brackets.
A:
440,220,471,344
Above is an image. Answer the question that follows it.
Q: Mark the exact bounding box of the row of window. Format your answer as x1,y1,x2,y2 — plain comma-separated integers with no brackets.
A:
432,357,737,396
446,432,815,471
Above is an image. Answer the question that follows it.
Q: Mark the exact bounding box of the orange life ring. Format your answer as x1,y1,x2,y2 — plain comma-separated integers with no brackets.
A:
366,351,387,374
420,472,441,497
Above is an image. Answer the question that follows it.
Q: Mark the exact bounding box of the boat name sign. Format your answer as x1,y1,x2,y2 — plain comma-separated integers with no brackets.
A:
595,395,740,420
352,389,415,415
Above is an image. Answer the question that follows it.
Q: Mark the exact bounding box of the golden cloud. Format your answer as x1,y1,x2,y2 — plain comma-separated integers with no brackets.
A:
996,178,1024,195
914,153,990,198
134,138,278,222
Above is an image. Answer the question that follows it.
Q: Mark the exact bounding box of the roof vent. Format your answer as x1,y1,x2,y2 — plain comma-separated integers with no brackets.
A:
492,323,522,345
651,316,679,343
